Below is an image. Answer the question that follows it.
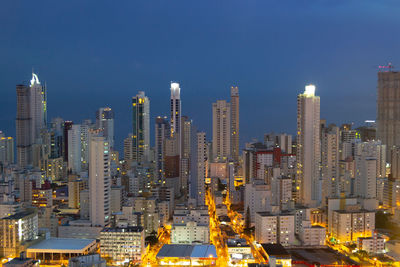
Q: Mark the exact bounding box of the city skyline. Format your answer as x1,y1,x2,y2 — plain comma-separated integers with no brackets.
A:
2,2,400,266
2,1,400,153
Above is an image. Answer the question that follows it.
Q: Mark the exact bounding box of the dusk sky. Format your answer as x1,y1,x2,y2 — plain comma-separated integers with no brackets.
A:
1,0,400,152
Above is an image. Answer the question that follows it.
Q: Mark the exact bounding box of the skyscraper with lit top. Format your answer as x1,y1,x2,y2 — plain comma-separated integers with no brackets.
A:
296,84,320,207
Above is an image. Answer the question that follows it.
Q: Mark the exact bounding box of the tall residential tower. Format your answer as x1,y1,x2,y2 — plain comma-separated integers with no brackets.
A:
132,91,150,162
296,84,320,207
377,69,400,160
230,86,239,162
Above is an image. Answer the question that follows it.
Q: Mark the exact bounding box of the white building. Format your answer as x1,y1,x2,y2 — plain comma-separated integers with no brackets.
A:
331,209,375,243
244,181,272,224
358,232,385,255
100,226,145,263
299,220,326,246
171,221,209,244
297,84,320,207
255,212,295,246
89,135,111,227
170,82,181,139
173,208,209,225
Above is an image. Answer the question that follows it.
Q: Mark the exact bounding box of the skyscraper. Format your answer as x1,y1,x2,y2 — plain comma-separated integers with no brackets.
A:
155,116,170,182
377,70,400,160
0,132,14,165
15,73,47,168
67,124,82,174
132,91,150,162
16,84,32,167
96,107,115,149
321,125,339,204
29,73,47,144
230,86,239,162
180,116,192,196
89,134,111,227
195,132,207,206
296,84,320,207
170,82,181,138
212,100,231,161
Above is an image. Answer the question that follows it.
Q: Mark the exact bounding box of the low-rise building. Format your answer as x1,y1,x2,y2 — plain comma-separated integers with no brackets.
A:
26,238,97,265
255,212,295,246
331,209,375,243
226,238,253,262
260,243,291,267
171,221,209,244
100,226,145,264
299,221,326,246
58,220,103,239
173,207,209,225
357,232,386,255
156,244,217,266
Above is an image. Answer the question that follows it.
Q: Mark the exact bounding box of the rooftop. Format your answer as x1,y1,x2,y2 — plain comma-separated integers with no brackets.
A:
27,238,96,252
2,210,36,220
157,244,217,259
261,244,290,258
101,226,144,233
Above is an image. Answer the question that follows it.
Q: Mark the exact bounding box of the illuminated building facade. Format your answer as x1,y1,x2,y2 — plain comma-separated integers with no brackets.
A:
296,84,320,207
331,209,375,243
170,82,181,138
100,226,145,264
132,91,150,162
0,210,38,258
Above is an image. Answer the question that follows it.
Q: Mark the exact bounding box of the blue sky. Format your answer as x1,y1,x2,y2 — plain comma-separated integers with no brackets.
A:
1,0,400,152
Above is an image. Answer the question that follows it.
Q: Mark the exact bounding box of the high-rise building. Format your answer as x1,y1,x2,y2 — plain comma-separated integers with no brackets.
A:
212,100,231,161
123,134,133,161
194,132,207,206
68,124,82,174
0,132,14,165
132,91,150,162
63,121,73,161
321,125,340,204
296,84,320,207
89,135,111,227
180,116,192,196
155,116,169,182
29,73,47,144
230,86,239,162
16,84,32,167
96,107,115,149
170,82,181,138
377,70,400,160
